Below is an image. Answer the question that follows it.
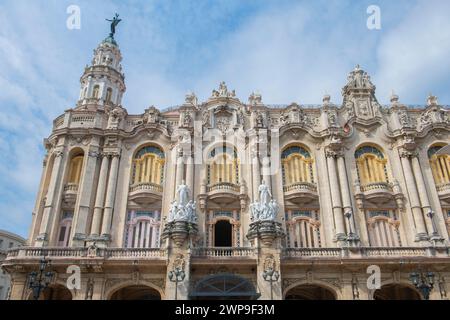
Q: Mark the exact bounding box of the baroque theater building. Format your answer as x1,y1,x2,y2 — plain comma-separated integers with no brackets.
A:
3,30,450,301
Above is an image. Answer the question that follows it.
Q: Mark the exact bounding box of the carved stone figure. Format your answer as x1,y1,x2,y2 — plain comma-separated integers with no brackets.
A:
398,110,411,127
250,182,279,222
167,182,197,224
177,181,189,206
211,82,235,98
202,109,211,126
327,111,337,127
255,112,264,128
185,92,198,105
107,106,123,129
249,92,262,105
85,278,94,300
182,112,192,127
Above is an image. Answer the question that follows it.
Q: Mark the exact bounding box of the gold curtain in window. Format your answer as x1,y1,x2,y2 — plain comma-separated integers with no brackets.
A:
429,154,450,185
208,154,239,185
68,155,84,184
282,154,313,185
356,154,388,185
132,154,165,185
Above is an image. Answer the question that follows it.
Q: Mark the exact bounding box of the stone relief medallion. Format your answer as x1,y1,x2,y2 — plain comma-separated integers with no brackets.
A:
263,254,276,271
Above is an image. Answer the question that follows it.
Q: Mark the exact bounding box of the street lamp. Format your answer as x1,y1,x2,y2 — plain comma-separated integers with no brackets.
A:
410,270,435,300
262,267,279,300
28,258,54,300
168,267,185,300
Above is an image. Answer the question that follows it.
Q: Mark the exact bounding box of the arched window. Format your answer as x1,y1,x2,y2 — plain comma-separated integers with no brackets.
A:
124,211,160,248
367,210,401,247
68,154,84,185
355,146,388,185
207,145,239,185
92,85,100,99
281,145,314,186
105,87,113,102
285,210,321,248
428,145,450,186
131,145,165,186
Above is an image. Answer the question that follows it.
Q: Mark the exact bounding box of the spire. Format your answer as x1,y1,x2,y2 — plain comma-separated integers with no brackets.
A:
76,15,126,110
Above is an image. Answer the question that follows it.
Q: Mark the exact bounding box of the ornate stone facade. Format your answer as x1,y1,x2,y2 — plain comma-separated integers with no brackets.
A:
3,34,450,300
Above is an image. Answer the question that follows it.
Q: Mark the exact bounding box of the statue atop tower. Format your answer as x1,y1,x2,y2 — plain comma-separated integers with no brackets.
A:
76,15,126,110
106,13,122,38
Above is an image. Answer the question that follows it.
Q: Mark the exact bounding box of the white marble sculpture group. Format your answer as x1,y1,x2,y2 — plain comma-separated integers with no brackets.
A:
250,181,279,222
168,181,198,224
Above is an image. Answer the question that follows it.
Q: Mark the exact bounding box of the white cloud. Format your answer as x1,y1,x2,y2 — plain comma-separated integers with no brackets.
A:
375,0,450,104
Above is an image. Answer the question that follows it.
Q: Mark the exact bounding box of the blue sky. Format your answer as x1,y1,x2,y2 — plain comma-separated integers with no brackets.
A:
1,0,450,238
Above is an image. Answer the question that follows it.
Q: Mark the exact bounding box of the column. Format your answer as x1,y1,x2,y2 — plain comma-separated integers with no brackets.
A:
72,149,99,245
185,155,194,193
175,151,184,195
37,150,65,246
90,154,110,236
411,156,434,234
326,151,346,241
252,154,261,201
337,155,358,239
400,152,428,240
101,152,120,237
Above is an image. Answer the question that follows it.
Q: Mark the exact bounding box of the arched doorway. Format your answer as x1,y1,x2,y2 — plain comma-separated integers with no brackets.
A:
110,285,161,300
285,284,336,300
373,284,421,300
214,220,232,247
190,273,260,300
28,284,72,300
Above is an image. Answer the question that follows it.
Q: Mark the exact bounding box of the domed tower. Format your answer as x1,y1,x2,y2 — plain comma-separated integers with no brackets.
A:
76,14,126,111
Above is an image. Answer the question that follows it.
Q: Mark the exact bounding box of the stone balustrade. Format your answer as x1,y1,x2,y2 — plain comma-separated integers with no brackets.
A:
360,182,393,193
129,182,163,193
284,247,342,258
4,247,167,261
5,246,449,263
283,246,449,259
437,182,450,193
207,182,240,193
283,182,317,193
64,183,79,193
192,247,257,258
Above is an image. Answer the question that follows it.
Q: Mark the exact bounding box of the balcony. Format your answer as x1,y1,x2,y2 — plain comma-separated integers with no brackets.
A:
358,182,394,205
436,182,450,201
62,183,78,203
206,182,241,204
282,246,450,264
4,247,167,263
191,247,257,263
129,182,163,204
283,182,318,204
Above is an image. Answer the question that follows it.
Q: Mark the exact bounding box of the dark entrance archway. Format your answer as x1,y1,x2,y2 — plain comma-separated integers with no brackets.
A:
190,273,260,300
110,285,161,300
285,284,336,300
373,284,421,300
28,284,72,300
214,220,232,247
